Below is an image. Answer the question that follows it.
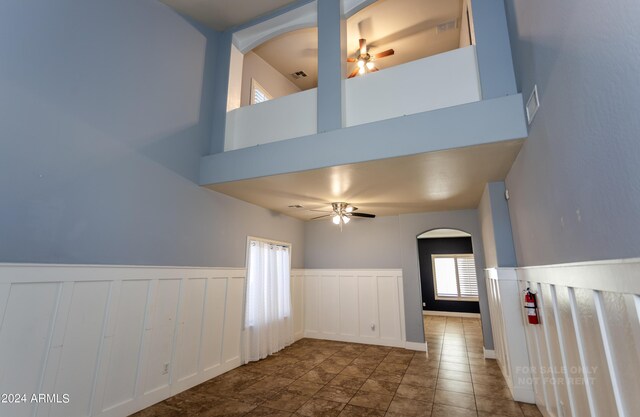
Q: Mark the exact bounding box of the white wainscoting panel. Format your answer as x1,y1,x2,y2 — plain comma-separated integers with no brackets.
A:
291,270,305,341
515,258,640,417
0,264,246,417
485,268,535,403
301,269,409,349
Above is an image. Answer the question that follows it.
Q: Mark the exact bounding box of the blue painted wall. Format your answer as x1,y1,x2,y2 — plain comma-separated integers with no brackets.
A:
470,0,517,99
201,96,527,184
478,182,517,268
503,0,640,266
0,0,305,267
317,0,346,132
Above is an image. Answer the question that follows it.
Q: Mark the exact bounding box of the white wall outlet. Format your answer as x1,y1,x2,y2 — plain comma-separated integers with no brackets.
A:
422,302,426,307
162,363,169,375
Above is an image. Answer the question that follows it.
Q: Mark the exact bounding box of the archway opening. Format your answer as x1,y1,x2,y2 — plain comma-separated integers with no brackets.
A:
417,228,484,355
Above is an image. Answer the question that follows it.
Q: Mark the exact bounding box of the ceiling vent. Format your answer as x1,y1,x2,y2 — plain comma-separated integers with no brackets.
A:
436,19,458,34
291,71,308,79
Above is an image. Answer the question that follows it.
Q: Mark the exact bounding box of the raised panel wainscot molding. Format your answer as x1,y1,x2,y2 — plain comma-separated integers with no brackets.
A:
515,258,640,417
0,264,246,417
0,264,421,417
299,269,420,351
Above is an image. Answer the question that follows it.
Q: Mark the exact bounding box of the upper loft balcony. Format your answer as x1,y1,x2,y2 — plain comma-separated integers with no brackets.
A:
225,45,481,152
201,0,527,186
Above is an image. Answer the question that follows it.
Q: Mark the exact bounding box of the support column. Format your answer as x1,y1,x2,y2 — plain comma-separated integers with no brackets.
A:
209,31,233,155
478,181,518,351
317,0,346,133
470,0,518,99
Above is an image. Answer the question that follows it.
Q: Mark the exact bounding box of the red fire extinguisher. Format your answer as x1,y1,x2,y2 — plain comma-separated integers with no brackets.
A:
524,288,539,324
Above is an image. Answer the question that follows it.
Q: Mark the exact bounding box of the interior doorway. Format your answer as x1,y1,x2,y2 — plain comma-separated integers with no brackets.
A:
417,228,482,341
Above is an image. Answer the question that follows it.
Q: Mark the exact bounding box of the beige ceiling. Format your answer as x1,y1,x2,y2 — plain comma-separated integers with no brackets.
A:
253,28,319,91
207,140,524,221
253,0,463,90
160,0,298,31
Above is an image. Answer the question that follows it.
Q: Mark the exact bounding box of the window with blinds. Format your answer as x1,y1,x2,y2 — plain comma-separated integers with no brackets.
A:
250,79,272,105
254,87,269,104
432,254,479,301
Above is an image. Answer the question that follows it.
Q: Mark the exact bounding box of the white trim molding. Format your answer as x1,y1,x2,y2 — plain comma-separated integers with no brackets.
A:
483,348,496,359
0,263,246,417
422,310,481,318
517,257,640,294
232,1,317,53
513,258,640,417
485,268,536,403
0,263,419,417
300,269,407,349
405,341,428,352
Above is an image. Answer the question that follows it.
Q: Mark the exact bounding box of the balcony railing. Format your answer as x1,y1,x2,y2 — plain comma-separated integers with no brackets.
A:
224,45,481,152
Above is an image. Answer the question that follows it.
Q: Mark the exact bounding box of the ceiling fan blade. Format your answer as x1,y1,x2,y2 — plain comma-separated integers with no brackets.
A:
359,38,367,55
347,58,357,63
310,214,332,220
350,212,376,218
374,49,395,59
348,67,360,78
370,67,379,72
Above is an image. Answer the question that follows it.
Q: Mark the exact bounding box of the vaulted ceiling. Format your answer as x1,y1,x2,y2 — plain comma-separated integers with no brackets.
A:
160,0,298,31
162,0,464,90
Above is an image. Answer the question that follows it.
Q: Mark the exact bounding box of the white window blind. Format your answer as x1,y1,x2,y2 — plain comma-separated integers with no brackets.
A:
432,254,479,301
254,87,269,104
250,79,272,105
457,257,478,298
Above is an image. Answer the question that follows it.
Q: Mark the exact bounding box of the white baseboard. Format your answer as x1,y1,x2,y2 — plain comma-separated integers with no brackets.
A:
304,332,422,351
423,310,481,318
303,332,427,353
483,348,496,359
510,385,536,404
404,341,427,352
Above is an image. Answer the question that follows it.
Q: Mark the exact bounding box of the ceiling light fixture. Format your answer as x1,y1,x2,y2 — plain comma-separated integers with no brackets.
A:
331,203,357,230
347,38,395,78
309,202,376,230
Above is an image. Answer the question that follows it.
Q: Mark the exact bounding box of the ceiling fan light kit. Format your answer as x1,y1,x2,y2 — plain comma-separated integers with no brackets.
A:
310,202,376,230
347,38,394,78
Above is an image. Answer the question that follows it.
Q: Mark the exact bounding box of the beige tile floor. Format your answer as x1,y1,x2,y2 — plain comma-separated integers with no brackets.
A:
132,316,542,417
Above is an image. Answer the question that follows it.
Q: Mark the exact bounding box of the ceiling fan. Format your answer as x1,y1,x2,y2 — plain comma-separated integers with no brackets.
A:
310,202,376,229
347,38,394,78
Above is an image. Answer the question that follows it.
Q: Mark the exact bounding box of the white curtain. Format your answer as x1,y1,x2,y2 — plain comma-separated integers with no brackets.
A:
243,239,293,363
